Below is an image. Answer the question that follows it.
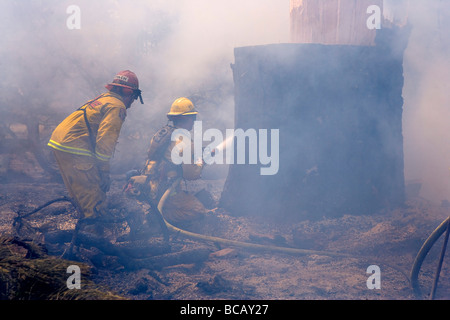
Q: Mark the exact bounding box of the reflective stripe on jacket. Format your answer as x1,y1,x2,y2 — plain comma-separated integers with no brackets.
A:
48,92,127,168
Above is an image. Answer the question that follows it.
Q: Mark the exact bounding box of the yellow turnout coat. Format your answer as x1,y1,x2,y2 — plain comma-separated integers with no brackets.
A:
48,92,127,218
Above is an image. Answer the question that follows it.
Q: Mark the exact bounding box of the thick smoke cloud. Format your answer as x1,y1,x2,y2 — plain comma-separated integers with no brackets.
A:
0,0,449,203
401,0,450,203
0,0,289,173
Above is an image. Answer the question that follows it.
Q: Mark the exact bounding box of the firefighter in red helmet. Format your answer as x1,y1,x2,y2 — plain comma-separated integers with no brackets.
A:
48,70,143,221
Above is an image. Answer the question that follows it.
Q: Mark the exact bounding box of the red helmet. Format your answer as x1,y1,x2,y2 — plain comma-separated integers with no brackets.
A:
105,70,143,104
106,70,139,90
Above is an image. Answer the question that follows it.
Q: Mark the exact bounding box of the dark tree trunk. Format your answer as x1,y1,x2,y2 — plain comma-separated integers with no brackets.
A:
220,27,410,220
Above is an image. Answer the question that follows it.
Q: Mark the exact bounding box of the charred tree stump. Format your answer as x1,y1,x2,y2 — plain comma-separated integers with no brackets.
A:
220,28,409,220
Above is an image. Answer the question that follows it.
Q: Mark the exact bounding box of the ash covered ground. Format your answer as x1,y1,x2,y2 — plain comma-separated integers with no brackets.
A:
0,170,449,301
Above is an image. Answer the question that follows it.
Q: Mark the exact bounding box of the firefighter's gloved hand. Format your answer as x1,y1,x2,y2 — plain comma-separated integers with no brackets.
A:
99,170,111,192
125,169,140,181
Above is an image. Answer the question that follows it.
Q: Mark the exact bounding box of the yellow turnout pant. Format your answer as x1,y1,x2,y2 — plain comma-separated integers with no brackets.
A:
53,150,107,219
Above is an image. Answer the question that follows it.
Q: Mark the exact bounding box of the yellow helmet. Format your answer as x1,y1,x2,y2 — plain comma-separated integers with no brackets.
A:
167,97,198,117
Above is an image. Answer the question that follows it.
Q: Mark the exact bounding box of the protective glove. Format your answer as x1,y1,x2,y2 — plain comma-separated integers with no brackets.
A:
99,170,111,192
125,169,141,181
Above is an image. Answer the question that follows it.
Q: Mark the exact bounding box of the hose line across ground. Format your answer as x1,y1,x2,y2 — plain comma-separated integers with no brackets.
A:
157,179,413,285
409,216,450,298
157,178,354,258
156,178,413,269
16,178,416,293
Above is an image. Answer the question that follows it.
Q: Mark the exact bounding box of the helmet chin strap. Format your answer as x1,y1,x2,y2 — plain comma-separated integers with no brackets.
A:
135,89,144,104
109,86,144,106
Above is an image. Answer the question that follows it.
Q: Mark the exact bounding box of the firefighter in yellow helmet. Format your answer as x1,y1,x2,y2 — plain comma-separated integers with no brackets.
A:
125,97,207,225
48,70,143,220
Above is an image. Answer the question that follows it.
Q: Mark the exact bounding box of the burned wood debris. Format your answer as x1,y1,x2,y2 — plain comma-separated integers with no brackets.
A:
0,236,124,300
0,184,223,299
1,179,450,300
1,0,449,302
11,190,214,268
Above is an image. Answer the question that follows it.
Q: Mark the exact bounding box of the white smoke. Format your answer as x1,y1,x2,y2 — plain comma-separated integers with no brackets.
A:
0,0,289,172
0,0,449,203
401,0,450,203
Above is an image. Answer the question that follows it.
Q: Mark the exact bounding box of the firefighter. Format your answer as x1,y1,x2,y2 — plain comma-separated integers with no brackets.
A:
48,70,143,221
126,97,207,224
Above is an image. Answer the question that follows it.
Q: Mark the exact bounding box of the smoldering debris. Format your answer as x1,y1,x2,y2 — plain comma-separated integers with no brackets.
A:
0,0,449,301
1,180,449,300
0,236,125,300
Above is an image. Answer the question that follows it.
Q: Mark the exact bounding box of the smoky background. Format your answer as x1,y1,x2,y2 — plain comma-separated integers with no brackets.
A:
0,0,448,204
401,0,450,204
0,0,289,179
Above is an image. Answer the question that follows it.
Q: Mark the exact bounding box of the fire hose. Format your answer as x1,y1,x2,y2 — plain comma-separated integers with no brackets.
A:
409,215,450,299
19,177,445,297
155,177,413,288
156,178,353,258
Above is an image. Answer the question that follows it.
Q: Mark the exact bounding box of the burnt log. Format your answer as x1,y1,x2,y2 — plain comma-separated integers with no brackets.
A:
127,247,212,271
44,230,171,260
